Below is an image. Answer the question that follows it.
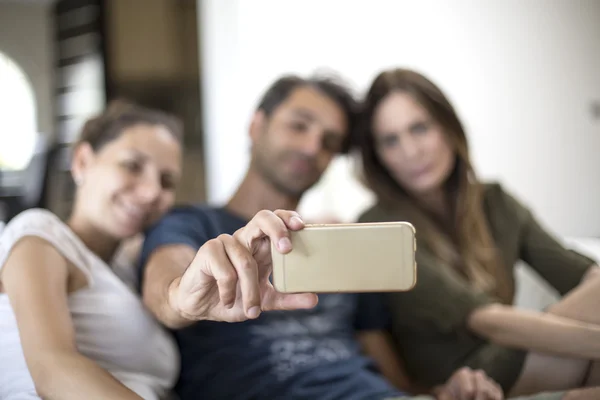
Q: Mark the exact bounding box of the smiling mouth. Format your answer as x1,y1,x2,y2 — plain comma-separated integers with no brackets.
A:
118,201,148,224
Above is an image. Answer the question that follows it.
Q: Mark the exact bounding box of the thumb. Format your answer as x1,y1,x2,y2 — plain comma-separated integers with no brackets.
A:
261,287,318,312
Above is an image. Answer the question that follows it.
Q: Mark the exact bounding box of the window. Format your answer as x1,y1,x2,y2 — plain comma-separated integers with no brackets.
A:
0,52,37,171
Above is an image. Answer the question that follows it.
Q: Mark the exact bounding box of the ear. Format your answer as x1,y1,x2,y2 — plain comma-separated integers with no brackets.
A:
249,110,267,143
70,142,96,186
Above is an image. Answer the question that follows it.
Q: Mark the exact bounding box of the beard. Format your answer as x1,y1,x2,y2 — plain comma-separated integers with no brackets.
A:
253,149,320,198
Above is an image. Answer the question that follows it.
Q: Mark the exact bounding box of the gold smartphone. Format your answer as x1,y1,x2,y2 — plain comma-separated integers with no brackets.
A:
271,221,417,293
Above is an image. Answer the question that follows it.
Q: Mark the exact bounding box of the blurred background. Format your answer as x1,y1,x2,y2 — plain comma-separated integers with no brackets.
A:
0,0,202,221
1,0,599,306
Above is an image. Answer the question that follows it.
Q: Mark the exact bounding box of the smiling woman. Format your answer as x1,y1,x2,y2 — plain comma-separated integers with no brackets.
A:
0,52,37,171
0,100,185,399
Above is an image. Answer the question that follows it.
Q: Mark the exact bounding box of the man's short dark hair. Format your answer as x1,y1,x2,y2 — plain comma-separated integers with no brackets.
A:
255,73,358,153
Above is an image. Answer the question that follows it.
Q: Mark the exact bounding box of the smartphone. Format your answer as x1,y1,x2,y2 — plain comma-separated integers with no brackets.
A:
271,221,417,293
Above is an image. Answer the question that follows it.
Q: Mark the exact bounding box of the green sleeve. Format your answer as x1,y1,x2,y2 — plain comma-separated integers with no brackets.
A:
500,189,596,295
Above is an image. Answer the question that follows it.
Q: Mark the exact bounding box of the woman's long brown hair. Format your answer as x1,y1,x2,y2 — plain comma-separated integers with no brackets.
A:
357,69,513,303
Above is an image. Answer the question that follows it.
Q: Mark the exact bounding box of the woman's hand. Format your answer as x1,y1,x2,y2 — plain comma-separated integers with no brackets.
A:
433,367,503,400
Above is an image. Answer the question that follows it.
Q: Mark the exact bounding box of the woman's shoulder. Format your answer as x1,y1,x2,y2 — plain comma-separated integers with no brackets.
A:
1,208,66,241
481,181,512,201
0,208,86,269
482,181,531,212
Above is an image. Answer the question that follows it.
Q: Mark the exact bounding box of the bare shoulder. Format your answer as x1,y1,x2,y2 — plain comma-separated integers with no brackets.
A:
1,234,71,295
0,208,74,263
1,210,86,293
1,208,70,275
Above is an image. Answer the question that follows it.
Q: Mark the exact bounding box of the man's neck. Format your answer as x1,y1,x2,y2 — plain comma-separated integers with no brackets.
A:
226,169,300,221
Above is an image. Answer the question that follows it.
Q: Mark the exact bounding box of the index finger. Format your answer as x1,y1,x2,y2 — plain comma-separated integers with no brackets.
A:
234,209,304,254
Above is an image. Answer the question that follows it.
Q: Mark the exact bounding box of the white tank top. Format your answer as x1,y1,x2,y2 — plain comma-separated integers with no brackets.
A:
0,209,179,400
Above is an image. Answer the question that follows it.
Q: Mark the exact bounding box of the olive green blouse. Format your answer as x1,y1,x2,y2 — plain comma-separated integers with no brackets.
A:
358,183,596,392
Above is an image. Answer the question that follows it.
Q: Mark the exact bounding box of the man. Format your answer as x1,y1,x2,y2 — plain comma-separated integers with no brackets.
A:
137,73,504,400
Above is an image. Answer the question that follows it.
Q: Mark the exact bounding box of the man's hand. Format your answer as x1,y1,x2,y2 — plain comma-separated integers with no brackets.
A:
168,209,318,322
433,367,503,400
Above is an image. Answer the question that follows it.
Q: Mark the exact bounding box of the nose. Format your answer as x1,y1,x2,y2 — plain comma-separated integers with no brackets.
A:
134,175,162,205
400,135,421,161
299,129,323,157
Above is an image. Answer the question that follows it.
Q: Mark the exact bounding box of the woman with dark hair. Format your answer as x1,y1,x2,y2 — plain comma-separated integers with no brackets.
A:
356,68,600,398
0,101,185,399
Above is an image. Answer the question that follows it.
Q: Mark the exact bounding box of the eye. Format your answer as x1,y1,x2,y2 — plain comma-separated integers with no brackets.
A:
121,159,143,174
409,121,431,135
289,120,309,133
378,134,398,148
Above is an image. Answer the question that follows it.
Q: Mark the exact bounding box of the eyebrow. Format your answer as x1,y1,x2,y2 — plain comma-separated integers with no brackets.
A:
290,108,344,137
126,149,150,161
125,149,180,176
377,118,430,134
290,108,317,121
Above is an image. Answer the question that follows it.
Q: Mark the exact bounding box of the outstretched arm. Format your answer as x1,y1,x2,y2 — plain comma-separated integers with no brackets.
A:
141,209,318,327
142,244,197,329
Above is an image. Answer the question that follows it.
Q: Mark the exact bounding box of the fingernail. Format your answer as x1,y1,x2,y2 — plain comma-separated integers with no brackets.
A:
247,306,261,319
278,237,292,251
291,216,304,225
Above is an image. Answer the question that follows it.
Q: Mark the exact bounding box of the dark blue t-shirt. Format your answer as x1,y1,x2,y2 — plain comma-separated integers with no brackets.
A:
139,206,404,400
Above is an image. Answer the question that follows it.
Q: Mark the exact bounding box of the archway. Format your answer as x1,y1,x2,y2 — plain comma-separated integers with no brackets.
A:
0,52,38,171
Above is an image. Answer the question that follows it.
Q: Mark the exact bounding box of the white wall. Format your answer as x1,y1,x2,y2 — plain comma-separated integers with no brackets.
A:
0,2,55,136
200,0,600,237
